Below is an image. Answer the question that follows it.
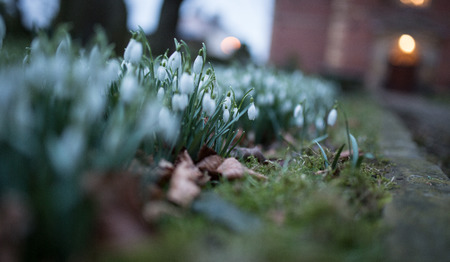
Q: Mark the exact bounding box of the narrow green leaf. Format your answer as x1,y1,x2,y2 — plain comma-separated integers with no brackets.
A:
349,134,359,168
314,141,329,168
331,144,346,170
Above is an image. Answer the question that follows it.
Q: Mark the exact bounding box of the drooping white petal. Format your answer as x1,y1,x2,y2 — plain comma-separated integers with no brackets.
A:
202,93,216,116
168,51,181,72
223,109,230,122
124,39,143,64
172,93,188,111
179,72,194,94
157,66,167,82
157,87,165,100
193,55,203,74
327,108,338,126
248,103,258,120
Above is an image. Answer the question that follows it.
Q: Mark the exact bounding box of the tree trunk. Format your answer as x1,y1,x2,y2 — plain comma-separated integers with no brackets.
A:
148,0,184,55
56,0,128,55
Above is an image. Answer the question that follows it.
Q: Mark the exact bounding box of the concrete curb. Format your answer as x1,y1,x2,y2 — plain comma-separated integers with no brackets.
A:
379,109,450,262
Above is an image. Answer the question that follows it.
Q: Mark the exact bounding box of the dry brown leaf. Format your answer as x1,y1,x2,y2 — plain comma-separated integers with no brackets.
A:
197,145,218,162
196,155,223,173
339,150,363,160
217,157,268,180
216,157,245,179
244,167,268,180
176,149,195,166
167,153,202,207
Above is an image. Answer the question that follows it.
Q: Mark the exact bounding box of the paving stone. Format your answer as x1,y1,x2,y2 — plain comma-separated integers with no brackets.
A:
378,105,450,262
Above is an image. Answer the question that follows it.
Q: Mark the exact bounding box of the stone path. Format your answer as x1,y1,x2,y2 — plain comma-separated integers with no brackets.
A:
377,91,450,177
375,96,450,262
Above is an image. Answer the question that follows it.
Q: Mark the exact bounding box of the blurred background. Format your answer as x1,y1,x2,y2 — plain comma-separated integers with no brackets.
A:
1,0,450,93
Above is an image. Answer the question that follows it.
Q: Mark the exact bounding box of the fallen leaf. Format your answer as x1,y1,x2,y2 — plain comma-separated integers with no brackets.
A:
196,155,223,173
167,151,202,207
339,149,363,160
244,167,268,180
197,145,218,162
155,159,174,185
216,158,245,179
216,158,268,180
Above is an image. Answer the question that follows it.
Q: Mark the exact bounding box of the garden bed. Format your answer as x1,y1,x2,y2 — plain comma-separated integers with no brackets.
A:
3,29,444,261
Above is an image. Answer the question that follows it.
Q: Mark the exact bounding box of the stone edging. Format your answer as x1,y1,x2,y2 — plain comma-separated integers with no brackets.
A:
379,109,450,262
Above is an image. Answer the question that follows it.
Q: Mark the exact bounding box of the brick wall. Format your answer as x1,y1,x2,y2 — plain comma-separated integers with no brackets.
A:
270,0,450,91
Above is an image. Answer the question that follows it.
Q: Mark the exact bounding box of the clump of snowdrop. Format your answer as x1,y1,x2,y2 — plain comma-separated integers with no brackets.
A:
215,65,338,143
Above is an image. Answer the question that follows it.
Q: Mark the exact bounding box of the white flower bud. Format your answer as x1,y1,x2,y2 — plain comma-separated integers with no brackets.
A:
179,72,194,94
223,108,230,122
327,108,337,126
193,55,203,74
157,65,167,82
158,107,178,141
293,104,303,118
202,92,216,116
124,39,143,64
157,87,165,100
120,73,138,103
248,103,258,120
315,118,325,130
232,108,238,119
223,96,232,110
168,51,181,72
172,93,188,111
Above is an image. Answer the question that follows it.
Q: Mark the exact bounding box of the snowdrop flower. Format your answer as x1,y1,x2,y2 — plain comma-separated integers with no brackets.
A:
47,126,85,175
168,51,181,72
120,73,139,103
172,93,188,111
157,65,167,82
248,102,258,120
193,54,203,74
158,107,178,141
202,92,216,116
157,87,165,100
315,118,325,131
223,108,230,122
199,74,210,88
105,59,121,83
223,96,232,110
179,72,194,94
124,39,143,64
327,108,337,126
294,104,303,118
232,108,239,119
294,104,304,127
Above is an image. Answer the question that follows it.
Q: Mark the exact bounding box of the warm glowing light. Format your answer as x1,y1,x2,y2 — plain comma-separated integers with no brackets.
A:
399,0,430,7
411,0,425,5
398,34,415,53
220,36,241,55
